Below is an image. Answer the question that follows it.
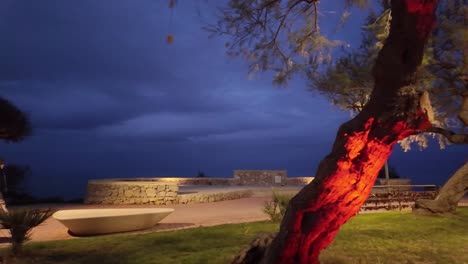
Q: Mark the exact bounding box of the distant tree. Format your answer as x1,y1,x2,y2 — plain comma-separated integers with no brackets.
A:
196,171,206,178
2,164,31,193
206,1,467,263
0,97,31,142
0,97,31,208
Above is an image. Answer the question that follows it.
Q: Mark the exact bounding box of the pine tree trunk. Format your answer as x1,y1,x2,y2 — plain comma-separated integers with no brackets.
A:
413,162,468,214
231,1,439,263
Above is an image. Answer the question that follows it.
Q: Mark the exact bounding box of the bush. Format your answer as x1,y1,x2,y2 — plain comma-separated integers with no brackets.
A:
0,208,54,255
196,171,206,178
263,190,293,222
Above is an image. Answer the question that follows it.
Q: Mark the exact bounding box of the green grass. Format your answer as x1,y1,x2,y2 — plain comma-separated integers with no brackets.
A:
2,208,467,264
320,208,468,264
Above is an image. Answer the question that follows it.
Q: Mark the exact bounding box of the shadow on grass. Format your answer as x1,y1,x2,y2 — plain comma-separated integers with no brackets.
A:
67,222,197,237
0,237,11,244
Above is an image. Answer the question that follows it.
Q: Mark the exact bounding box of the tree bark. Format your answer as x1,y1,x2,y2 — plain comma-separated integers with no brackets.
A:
231,1,440,263
413,162,468,215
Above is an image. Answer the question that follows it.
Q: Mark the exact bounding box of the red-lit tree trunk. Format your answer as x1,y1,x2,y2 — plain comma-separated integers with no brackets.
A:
232,1,440,264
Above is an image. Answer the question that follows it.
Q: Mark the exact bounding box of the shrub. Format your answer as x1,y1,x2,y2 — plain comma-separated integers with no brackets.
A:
0,208,54,255
196,171,206,178
263,190,294,222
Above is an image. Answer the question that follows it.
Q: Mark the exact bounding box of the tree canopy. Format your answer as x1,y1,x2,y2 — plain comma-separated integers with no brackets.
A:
0,97,31,142
205,0,369,85
208,0,467,150
311,0,467,151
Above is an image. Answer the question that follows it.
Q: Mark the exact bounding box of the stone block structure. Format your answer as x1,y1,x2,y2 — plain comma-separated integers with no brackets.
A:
176,190,253,204
286,177,314,185
85,180,178,205
142,177,235,186
234,170,287,186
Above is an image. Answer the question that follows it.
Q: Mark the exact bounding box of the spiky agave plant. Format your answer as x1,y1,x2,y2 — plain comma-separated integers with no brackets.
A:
0,208,54,255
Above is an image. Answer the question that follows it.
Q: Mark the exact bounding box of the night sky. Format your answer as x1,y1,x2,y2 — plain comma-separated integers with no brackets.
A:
0,1,466,199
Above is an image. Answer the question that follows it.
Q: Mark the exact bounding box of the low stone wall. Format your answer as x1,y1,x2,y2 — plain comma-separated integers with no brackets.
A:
234,170,287,186
286,177,314,185
151,177,235,186
85,180,179,205
85,179,252,205
176,190,253,204
85,170,316,205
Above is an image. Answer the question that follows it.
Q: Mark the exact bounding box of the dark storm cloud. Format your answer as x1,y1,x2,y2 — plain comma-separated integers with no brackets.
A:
0,0,175,81
0,0,240,131
0,79,239,131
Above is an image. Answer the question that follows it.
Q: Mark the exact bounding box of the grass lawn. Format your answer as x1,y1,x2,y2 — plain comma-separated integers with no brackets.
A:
2,208,467,264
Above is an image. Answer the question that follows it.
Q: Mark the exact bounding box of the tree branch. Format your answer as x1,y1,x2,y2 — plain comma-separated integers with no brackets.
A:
267,0,304,47
423,127,468,144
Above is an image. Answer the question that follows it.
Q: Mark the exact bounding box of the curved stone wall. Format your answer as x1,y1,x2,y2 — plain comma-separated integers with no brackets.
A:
125,177,236,186
85,180,178,205
84,170,318,205
84,179,253,205
177,189,253,204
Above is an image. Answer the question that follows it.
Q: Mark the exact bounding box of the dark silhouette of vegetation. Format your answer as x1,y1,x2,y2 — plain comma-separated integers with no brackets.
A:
0,97,31,142
377,166,401,179
1,164,30,193
0,208,54,255
196,171,206,178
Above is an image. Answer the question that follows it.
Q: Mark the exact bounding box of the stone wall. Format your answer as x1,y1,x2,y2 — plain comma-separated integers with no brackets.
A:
234,170,287,186
84,179,252,205
85,170,314,205
286,177,314,185
85,180,179,205
176,190,253,204
147,177,235,186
